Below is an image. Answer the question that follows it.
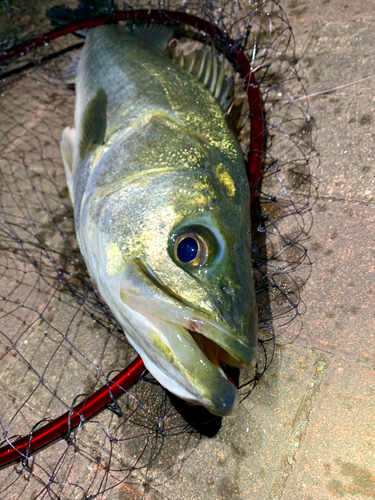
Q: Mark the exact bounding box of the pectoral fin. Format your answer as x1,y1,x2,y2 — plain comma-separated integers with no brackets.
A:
79,88,107,160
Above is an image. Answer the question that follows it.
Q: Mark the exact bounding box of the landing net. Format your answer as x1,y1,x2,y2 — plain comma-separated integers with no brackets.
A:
0,1,315,498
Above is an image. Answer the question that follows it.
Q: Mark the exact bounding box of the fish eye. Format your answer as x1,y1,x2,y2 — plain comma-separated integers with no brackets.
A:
174,232,207,266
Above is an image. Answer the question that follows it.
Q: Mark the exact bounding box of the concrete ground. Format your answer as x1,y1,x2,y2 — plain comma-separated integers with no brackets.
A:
144,1,375,499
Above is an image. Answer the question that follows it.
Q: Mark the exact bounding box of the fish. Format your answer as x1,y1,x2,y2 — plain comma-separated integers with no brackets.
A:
60,22,258,416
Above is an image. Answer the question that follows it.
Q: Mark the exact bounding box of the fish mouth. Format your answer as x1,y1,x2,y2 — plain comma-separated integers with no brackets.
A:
119,259,256,415
147,312,252,372
124,309,249,416
188,328,243,373
187,319,254,373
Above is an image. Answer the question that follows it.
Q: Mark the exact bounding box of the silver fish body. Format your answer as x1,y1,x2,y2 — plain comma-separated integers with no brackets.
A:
61,24,258,416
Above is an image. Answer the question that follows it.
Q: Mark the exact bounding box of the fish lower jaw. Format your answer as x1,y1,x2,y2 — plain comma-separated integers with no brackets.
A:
123,311,240,415
143,312,242,380
125,337,223,407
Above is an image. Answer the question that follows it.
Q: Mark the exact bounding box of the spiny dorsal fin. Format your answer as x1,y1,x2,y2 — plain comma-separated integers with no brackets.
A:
132,24,174,51
214,62,225,99
182,50,206,80
218,77,233,112
174,48,233,112
80,88,107,160
208,55,218,93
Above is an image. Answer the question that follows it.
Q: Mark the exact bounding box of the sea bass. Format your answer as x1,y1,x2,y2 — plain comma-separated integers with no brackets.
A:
60,23,258,416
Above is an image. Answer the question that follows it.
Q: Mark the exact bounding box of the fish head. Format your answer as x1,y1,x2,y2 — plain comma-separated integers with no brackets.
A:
82,127,257,416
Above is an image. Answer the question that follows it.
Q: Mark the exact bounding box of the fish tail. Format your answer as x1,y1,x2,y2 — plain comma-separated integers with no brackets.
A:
47,0,116,28
61,22,174,83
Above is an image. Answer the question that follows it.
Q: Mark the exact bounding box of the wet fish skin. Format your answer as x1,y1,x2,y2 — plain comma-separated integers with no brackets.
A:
61,24,258,416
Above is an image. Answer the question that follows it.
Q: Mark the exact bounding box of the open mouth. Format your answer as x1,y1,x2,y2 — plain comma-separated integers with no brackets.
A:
143,313,246,372
187,328,241,385
188,328,242,369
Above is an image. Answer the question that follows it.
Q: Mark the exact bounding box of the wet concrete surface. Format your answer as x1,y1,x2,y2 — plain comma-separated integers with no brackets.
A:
153,345,325,500
297,201,375,364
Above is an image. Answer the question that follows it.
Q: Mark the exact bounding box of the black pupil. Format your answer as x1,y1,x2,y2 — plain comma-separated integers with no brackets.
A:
177,237,198,263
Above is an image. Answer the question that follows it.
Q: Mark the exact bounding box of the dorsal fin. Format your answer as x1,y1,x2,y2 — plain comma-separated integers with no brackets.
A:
194,50,207,80
79,88,107,160
217,77,233,112
131,24,174,51
174,48,233,112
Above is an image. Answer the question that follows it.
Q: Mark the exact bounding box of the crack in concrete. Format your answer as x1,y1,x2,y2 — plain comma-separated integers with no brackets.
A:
266,349,333,500
287,341,375,370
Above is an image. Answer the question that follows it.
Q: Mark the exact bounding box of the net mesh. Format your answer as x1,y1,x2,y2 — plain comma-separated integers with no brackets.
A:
0,0,316,498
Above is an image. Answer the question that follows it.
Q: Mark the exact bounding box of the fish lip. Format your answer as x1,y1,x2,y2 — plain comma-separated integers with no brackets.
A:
143,312,235,379
186,316,256,369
